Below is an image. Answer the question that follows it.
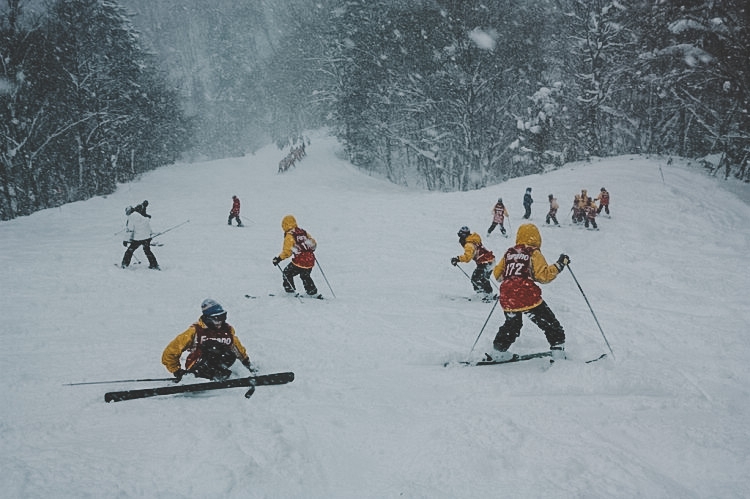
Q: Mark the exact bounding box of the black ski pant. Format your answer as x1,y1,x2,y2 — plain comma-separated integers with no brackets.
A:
283,262,318,295
228,213,243,226
122,239,159,268
471,263,494,295
493,301,565,352
546,213,559,225
487,222,506,235
523,205,532,219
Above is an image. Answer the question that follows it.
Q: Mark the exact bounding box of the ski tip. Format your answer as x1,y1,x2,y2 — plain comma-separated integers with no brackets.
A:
443,359,472,367
244,384,256,399
585,353,608,363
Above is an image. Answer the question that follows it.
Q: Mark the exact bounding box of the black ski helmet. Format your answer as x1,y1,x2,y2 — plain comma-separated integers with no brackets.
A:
457,226,471,238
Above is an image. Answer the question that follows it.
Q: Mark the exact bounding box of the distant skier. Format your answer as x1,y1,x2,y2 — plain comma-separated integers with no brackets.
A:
162,299,256,382
451,226,496,302
596,187,610,216
489,223,569,361
584,197,599,230
570,194,584,224
272,214,321,298
228,195,243,227
523,187,533,219
487,198,509,237
121,202,159,270
546,194,560,226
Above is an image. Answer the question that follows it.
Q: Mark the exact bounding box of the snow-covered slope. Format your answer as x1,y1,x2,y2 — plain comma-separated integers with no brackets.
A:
1,131,749,498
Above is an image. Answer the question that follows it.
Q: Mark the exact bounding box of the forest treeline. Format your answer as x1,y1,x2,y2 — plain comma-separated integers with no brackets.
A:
266,0,748,190
1,0,747,219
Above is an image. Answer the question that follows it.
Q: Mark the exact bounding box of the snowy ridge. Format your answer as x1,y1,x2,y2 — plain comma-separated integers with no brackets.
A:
1,130,749,497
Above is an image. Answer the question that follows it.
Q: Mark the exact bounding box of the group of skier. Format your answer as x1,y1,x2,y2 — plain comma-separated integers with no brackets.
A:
451,185,612,362
121,180,610,382
119,195,322,383
571,187,610,230
451,220,570,361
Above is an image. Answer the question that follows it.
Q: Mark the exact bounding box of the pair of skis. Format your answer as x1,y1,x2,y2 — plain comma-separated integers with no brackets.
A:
102,372,294,403
445,351,607,367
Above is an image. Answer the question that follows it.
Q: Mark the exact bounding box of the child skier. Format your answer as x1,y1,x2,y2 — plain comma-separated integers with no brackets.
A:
272,214,321,298
162,299,256,381
489,223,569,360
487,198,509,237
228,195,243,226
546,194,560,226
451,226,496,302
570,194,583,224
523,187,533,219
596,187,610,215
584,197,599,230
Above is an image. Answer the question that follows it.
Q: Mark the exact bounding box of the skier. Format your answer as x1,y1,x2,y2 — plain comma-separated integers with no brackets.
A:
523,187,533,219
121,202,160,270
571,194,583,224
451,226,496,302
162,299,256,382
487,198,509,237
228,195,243,226
272,214,321,298
596,187,610,215
584,196,599,230
546,194,560,226
489,223,569,360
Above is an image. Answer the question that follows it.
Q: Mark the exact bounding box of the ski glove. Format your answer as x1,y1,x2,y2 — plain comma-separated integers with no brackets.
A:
272,256,282,266
555,254,570,271
242,358,258,374
450,257,459,266
122,241,129,247
173,369,187,383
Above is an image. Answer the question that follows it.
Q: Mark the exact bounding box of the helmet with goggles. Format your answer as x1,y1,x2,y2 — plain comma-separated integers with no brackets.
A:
201,299,227,324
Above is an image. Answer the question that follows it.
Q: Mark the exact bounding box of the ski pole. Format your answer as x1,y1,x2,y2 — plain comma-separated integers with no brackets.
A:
467,297,500,358
314,255,336,298
65,376,175,386
566,265,615,359
150,219,190,239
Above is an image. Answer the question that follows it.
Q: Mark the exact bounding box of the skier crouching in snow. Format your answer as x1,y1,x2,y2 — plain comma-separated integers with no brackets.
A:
272,214,321,298
490,223,569,360
162,299,256,382
451,226,496,302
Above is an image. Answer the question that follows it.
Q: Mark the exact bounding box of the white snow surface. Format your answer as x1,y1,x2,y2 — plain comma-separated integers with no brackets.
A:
2,131,749,498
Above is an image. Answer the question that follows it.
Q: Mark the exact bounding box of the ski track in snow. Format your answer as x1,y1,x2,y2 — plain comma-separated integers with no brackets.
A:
1,132,749,498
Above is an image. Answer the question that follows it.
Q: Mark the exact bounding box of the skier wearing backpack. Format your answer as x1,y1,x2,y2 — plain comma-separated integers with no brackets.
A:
451,226,496,302
162,299,256,382
272,214,321,298
489,223,569,361
487,198,509,237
